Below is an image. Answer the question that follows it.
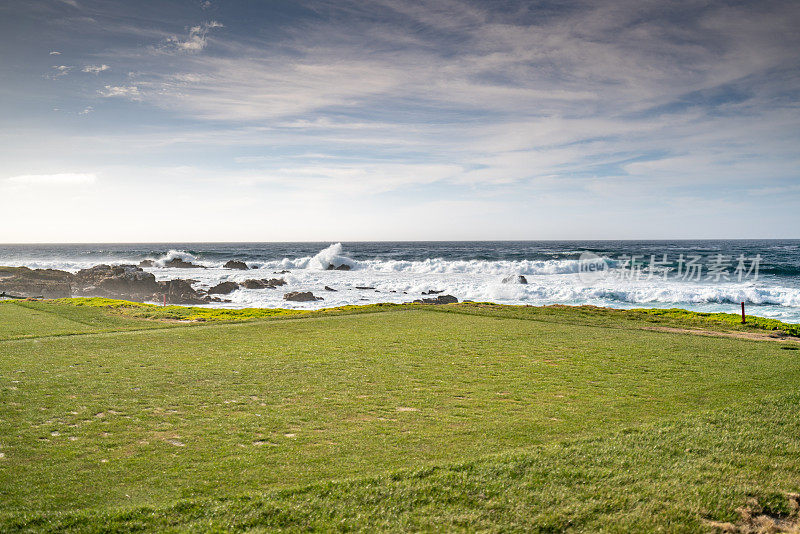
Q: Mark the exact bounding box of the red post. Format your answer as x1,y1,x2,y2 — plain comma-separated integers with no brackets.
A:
163,294,167,307
741,302,746,324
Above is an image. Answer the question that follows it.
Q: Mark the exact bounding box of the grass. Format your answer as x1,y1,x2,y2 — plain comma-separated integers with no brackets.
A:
47,297,406,323
1,298,799,531
5,396,800,532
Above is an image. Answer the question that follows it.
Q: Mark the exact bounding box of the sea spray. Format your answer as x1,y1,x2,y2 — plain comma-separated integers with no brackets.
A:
2,240,800,321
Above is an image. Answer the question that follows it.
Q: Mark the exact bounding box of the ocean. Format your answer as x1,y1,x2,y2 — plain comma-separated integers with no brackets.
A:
2,240,799,322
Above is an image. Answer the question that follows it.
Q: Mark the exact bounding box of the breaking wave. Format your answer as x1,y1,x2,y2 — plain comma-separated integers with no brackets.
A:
4,241,800,320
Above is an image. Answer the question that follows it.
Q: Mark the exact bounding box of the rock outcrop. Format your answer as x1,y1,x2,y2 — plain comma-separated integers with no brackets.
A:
207,281,240,295
241,278,286,289
0,266,73,298
138,259,155,267
413,294,458,305
325,264,351,271
73,264,160,301
502,275,528,284
0,263,217,305
163,258,204,269
223,260,248,270
284,291,323,302
158,279,207,305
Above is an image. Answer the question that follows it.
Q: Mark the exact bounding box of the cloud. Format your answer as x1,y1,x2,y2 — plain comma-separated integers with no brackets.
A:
200,1,212,9
78,106,94,115
49,51,61,55
93,0,798,136
6,173,96,185
8,0,800,232
82,64,109,74
46,65,72,78
163,20,222,52
98,85,141,99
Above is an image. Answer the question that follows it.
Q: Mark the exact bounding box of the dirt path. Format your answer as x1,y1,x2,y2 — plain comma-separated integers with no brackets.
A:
642,326,800,344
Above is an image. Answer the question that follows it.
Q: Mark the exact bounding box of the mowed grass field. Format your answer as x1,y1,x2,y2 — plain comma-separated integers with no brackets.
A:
1,299,800,532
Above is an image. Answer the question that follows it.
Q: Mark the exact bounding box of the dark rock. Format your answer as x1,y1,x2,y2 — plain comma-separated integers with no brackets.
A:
208,281,239,295
138,259,155,268
356,286,375,290
157,279,206,305
223,260,248,270
274,270,290,274
413,294,458,305
74,264,160,301
422,289,444,295
325,264,351,271
241,278,286,289
251,265,259,269
324,286,337,291
284,291,323,302
164,258,204,269
0,266,73,298
502,275,528,284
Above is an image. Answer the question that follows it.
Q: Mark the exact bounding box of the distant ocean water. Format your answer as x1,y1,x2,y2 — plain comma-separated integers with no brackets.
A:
2,240,800,322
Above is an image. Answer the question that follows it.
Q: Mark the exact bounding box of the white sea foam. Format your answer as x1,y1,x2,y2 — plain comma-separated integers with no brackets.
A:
5,243,800,321
152,249,202,267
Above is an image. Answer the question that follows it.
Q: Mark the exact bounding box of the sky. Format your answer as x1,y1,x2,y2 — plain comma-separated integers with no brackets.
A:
1,0,799,242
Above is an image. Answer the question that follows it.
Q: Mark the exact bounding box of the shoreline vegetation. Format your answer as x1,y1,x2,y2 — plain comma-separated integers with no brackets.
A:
1,299,799,531
6,297,800,337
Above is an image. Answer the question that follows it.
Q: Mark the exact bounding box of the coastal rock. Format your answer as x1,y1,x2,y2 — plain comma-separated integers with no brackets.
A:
324,286,337,291
241,278,286,289
223,260,248,270
158,279,207,305
325,264,351,271
422,289,444,295
413,294,458,305
284,291,323,302
0,266,73,299
208,281,240,295
274,270,290,274
502,275,528,284
164,258,204,269
356,286,376,290
138,259,155,268
73,264,160,301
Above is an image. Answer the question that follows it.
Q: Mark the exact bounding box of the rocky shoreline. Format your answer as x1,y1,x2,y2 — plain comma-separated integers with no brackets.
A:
0,262,462,306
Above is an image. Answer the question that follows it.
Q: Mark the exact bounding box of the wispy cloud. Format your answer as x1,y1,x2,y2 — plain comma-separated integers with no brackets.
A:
2,0,799,239
98,85,140,99
49,51,61,55
82,64,109,74
163,20,222,52
46,65,72,78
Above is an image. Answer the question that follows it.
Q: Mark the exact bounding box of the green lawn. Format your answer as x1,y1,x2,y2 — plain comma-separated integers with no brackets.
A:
1,299,799,532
